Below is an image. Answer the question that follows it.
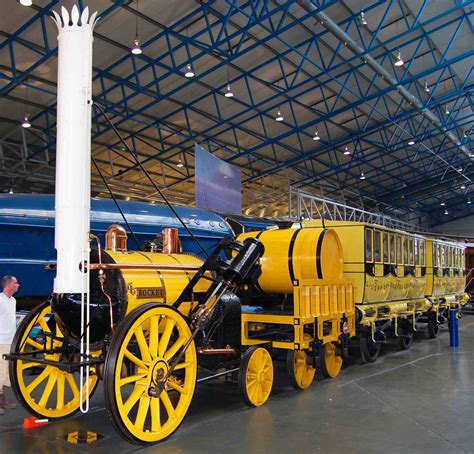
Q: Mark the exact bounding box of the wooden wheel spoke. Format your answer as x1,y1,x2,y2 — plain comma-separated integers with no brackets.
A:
164,335,187,362
174,361,192,371
123,383,147,415
120,373,148,387
149,315,159,359
38,318,51,334
25,337,44,351
150,396,161,432
124,349,147,370
38,370,58,407
158,319,176,358
26,366,53,394
134,395,151,431
135,326,152,363
56,372,65,409
160,389,176,419
167,379,186,395
66,373,80,400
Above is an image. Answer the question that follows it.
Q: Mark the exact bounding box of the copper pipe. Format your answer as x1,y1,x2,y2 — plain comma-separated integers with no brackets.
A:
45,263,201,271
163,228,182,254
87,263,201,271
197,348,238,355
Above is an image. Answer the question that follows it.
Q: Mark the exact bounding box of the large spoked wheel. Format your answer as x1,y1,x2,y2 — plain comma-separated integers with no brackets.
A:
320,343,343,378
359,335,381,363
9,302,100,419
286,350,315,390
239,346,273,407
104,303,197,444
427,313,439,339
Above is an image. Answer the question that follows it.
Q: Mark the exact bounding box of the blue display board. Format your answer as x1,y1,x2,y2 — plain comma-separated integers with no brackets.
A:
195,144,242,214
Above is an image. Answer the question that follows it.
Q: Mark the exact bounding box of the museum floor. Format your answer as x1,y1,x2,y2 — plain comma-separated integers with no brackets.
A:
0,317,473,454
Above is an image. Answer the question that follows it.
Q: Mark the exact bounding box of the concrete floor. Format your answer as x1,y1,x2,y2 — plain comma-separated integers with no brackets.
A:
1,318,474,454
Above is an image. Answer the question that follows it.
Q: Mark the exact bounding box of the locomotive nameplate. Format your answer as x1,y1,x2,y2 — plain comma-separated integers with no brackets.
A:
135,287,165,299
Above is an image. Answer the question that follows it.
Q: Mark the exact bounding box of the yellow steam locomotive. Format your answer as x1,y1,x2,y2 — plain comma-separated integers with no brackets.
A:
7,224,355,444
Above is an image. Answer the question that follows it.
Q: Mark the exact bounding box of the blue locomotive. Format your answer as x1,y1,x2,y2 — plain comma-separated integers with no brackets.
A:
0,194,232,303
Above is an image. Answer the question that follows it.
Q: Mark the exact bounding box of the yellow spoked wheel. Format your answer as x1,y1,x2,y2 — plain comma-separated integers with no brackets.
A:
104,303,197,444
320,342,343,379
9,302,100,419
239,346,274,407
286,350,316,390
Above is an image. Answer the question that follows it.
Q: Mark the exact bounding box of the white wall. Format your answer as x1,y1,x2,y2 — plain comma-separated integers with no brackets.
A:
431,215,474,237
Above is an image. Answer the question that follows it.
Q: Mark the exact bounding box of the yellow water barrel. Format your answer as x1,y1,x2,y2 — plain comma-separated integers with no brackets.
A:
237,227,343,294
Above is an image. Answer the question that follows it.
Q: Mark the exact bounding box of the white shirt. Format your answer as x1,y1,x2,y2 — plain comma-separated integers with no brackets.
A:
0,293,17,344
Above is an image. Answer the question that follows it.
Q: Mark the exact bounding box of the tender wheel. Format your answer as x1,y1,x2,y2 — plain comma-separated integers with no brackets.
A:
320,342,343,378
9,302,100,419
104,303,197,444
359,336,381,363
398,327,413,350
239,347,273,407
427,314,439,339
286,350,315,390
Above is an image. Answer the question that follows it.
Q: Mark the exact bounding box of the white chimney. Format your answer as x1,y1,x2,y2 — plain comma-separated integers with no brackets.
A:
52,6,98,294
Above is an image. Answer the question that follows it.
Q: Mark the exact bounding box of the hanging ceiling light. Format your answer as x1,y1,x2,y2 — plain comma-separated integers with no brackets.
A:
21,115,31,128
176,158,184,168
359,11,368,26
8,188,13,194
184,63,195,78
312,130,321,141
359,172,366,180
224,83,234,98
131,36,142,55
460,183,466,190
394,49,404,67
440,201,446,206
444,104,450,115
423,79,430,93
407,138,416,145
19,0,33,5
444,208,448,215
131,1,143,55
343,146,351,155
468,199,472,205
275,110,284,122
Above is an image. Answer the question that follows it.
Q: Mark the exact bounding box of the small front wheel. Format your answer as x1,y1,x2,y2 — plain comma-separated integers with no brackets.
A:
320,343,343,378
286,350,315,390
239,347,273,407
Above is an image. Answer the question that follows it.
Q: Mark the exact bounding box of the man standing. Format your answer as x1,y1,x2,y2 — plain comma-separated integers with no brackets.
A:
0,275,19,415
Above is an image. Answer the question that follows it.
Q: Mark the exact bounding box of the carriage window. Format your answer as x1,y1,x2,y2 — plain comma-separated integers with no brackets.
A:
415,239,419,265
396,235,401,264
383,232,389,263
403,237,408,264
390,233,395,264
365,228,373,262
441,245,446,267
408,238,414,265
420,240,425,266
433,243,438,267
449,247,453,267
374,230,381,263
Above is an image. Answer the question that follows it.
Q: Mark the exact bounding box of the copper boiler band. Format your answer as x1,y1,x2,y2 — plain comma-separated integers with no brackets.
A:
197,348,238,355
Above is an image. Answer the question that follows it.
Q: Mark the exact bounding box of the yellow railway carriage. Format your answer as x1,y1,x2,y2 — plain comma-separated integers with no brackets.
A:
425,237,469,314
